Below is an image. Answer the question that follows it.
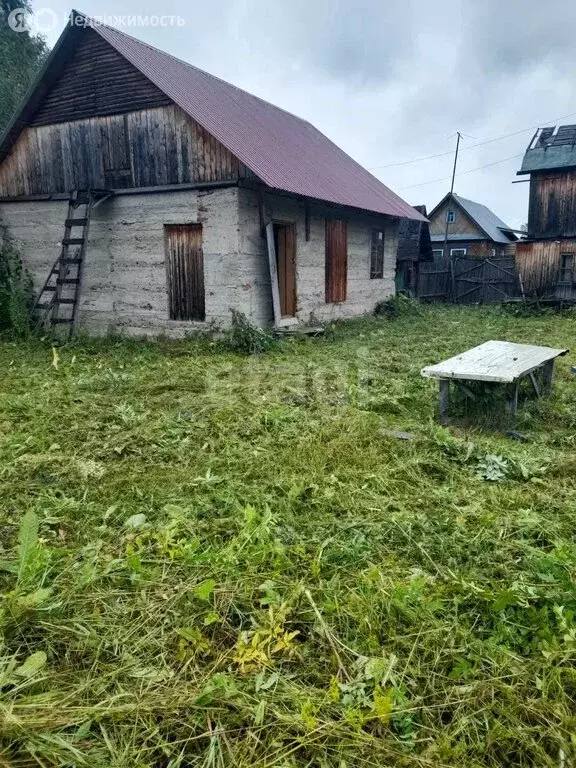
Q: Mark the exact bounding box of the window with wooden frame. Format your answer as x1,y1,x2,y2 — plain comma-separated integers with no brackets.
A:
164,223,205,321
559,253,575,284
432,249,444,259
447,210,455,224
370,229,385,279
450,247,467,256
325,220,347,302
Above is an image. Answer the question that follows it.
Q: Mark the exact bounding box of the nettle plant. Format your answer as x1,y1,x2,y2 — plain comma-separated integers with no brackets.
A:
0,228,34,336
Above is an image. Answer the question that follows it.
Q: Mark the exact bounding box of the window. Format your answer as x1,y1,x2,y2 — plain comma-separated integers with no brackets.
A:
164,223,205,321
370,229,385,279
432,248,444,259
447,210,455,224
559,253,575,284
325,220,347,302
450,248,467,256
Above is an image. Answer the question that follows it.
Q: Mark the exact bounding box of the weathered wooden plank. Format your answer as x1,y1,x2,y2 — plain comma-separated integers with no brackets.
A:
422,340,569,383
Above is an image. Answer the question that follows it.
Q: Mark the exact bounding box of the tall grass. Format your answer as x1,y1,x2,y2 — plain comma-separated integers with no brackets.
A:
1,304,576,766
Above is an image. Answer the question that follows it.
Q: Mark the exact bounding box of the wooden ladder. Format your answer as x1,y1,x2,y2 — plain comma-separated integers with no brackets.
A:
34,189,109,338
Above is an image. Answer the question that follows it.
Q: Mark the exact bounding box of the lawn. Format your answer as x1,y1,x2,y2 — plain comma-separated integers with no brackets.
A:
1,304,576,767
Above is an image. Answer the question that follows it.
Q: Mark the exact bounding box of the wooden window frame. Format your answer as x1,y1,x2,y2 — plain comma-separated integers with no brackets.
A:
164,223,206,322
432,248,444,259
447,210,456,224
559,253,575,284
325,219,347,303
450,247,467,256
370,229,385,279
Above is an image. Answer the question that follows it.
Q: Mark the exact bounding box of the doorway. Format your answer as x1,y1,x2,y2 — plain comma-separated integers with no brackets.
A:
274,222,296,317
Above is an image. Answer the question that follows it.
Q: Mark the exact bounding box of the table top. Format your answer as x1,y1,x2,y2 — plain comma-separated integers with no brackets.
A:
421,340,569,383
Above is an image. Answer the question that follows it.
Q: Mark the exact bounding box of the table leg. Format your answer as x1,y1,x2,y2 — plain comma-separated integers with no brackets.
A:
542,360,555,396
439,379,450,424
505,382,519,418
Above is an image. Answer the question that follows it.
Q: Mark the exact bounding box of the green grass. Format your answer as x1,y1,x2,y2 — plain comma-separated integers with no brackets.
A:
1,304,576,767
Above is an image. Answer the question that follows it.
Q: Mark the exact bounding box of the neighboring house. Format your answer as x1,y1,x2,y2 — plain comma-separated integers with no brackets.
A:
428,193,518,260
516,125,576,299
0,11,424,337
395,204,433,294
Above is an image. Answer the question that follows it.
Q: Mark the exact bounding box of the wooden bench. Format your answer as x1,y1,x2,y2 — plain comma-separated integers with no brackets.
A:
421,340,569,422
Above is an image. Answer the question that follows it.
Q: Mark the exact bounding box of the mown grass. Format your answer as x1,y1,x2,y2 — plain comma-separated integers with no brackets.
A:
1,304,576,767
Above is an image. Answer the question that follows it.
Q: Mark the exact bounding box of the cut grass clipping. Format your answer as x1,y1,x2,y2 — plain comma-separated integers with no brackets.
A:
1,304,576,767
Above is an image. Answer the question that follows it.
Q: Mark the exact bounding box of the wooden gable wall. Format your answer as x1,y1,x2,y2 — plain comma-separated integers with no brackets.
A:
429,199,485,239
0,29,251,197
30,28,171,125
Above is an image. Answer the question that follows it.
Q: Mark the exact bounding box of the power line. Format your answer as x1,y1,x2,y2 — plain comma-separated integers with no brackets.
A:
369,109,576,171
399,152,524,190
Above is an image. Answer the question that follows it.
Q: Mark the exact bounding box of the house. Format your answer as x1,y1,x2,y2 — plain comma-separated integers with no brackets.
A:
395,204,433,294
0,11,425,337
428,193,517,260
516,125,576,299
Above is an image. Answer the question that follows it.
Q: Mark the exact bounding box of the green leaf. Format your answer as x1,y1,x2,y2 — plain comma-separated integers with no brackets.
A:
254,699,266,725
16,587,53,609
203,611,222,626
14,651,47,679
17,510,39,582
194,579,216,601
124,513,147,529
73,720,92,741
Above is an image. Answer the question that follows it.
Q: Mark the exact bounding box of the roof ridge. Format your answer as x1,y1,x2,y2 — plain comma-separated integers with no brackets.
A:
73,9,310,126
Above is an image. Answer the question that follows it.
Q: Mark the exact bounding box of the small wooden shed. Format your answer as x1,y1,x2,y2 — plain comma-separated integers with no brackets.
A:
0,11,425,336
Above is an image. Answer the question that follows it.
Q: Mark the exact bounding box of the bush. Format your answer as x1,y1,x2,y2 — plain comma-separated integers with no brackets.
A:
227,310,277,354
374,293,420,318
0,228,33,336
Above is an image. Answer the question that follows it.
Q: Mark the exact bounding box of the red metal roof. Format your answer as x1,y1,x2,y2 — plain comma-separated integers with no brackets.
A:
89,17,425,221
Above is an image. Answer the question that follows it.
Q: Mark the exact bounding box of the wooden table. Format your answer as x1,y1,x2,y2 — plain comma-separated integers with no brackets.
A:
421,340,569,422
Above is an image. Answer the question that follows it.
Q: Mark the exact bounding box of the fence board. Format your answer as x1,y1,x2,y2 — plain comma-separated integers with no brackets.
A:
416,256,519,304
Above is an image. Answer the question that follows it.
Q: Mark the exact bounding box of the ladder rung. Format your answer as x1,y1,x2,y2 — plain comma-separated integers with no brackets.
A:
36,303,54,310
62,238,85,246
52,318,73,324
56,298,76,305
43,285,57,291
57,278,80,285
65,218,88,227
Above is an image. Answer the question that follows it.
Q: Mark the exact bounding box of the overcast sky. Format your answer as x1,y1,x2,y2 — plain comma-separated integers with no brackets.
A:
32,0,576,227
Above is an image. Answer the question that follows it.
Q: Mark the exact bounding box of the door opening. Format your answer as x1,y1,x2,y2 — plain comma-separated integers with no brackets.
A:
274,222,296,318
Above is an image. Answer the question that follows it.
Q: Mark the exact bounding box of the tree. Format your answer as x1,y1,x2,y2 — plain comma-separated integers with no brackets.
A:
0,0,48,136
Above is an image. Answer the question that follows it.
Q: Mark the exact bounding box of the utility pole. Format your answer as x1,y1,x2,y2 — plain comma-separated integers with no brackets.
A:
442,131,461,259
443,132,461,300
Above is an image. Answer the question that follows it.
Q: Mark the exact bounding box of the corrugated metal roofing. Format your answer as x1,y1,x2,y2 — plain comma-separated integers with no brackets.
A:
453,195,515,244
1,10,423,220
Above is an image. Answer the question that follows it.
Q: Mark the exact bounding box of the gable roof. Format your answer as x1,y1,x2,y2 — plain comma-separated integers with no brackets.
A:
0,11,425,222
429,193,517,244
518,125,576,174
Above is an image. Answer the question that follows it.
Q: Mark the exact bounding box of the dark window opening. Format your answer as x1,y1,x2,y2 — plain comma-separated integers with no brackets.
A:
447,210,455,224
370,229,385,279
559,253,575,284
165,223,205,321
325,220,347,303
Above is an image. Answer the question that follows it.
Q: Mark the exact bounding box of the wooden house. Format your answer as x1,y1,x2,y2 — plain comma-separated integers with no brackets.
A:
395,204,433,294
428,193,517,260
0,11,425,337
516,125,576,299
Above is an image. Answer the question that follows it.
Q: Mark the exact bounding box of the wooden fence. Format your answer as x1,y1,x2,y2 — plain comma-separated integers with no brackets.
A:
417,256,520,304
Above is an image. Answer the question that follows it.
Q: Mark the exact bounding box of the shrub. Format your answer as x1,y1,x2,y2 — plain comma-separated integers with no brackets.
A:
374,293,420,318
227,310,277,354
0,228,33,336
